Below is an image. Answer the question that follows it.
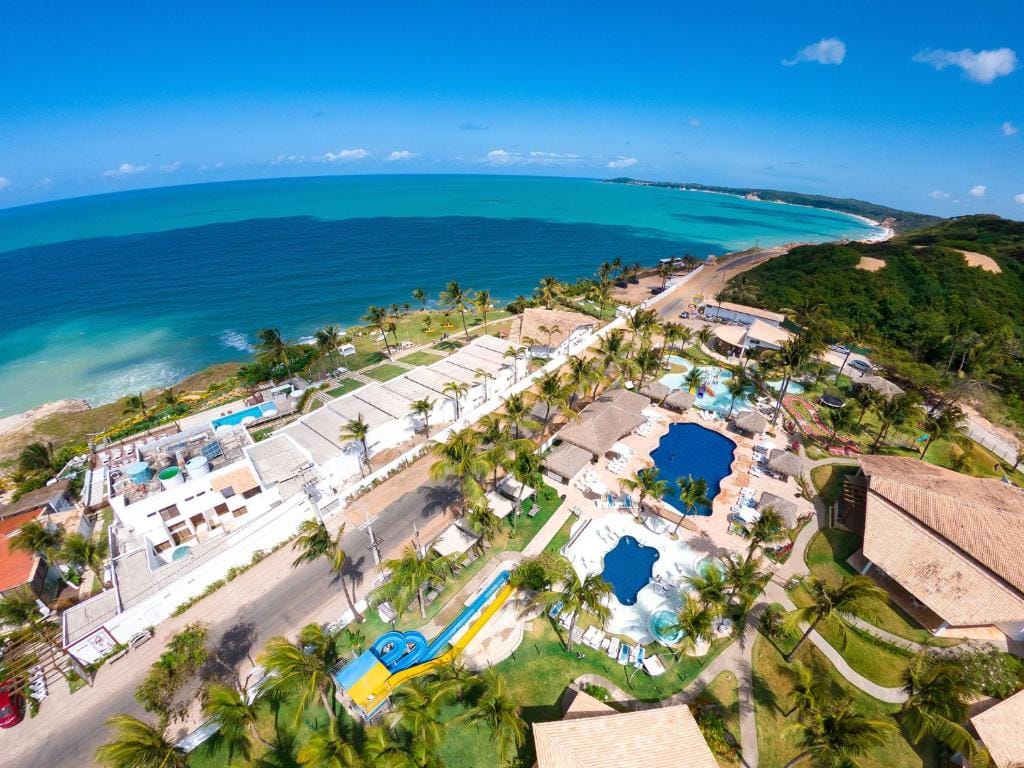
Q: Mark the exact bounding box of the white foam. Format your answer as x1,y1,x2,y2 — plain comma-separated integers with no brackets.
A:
219,329,255,353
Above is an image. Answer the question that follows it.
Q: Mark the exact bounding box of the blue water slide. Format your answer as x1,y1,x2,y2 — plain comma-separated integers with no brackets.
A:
372,630,429,672
421,570,511,661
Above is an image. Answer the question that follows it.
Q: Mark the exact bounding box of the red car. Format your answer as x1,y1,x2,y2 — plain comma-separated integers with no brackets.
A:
0,682,25,729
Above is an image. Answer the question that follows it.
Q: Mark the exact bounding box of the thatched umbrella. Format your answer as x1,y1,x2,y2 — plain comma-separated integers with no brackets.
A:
767,448,804,478
757,491,799,527
733,410,768,435
856,375,904,399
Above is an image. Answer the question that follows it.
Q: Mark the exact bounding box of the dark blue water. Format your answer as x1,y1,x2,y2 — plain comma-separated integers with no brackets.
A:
650,422,736,516
600,535,659,605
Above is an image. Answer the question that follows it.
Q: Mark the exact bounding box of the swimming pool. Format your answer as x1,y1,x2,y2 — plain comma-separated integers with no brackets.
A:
171,545,192,561
650,609,684,645
210,402,278,429
767,379,806,396
660,363,755,415
649,422,736,516
600,535,659,606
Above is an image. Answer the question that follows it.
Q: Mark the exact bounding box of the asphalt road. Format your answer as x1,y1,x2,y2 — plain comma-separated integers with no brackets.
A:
9,480,457,768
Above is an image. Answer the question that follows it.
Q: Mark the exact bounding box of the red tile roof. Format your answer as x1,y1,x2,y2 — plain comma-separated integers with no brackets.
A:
0,509,42,592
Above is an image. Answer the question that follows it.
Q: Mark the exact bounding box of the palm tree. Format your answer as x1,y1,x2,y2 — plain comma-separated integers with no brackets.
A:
722,555,770,617
363,306,395,357
633,345,663,389
783,576,886,661
473,368,495,402
257,328,292,378
375,545,460,620
389,678,446,753
696,324,715,350
291,519,363,622
871,392,921,452
412,287,428,310
673,475,710,537
410,398,435,437
314,325,344,374
536,558,612,651
465,503,503,548
684,367,705,394
261,624,343,726
297,722,362,767
782,696,893,768
473,289,494,333
0,587,60,654
17,440,60,474
661,322,692,356
502,392,538,439
440,281,473,339
429,428,488,512
898,652,982,759
159,388,180,408
852,386,881,428
9,519,64,564
123,393,150,419
537,323,562,352
822,406,854,451
684,563,728,610
668,596,715,657
769,339,813,425
508,448,542,523
594,330,628,396
725,372,748,418
532,371,570,445
61,532,109,587
563,356,599,409
535,275,561,309
620,467,669,520
202,683,272,764
745,506,788,563
95,714,186,768
421,314,434,336
454,670,526,766
340,415,372,475
919,405,967,460
442,380,469,420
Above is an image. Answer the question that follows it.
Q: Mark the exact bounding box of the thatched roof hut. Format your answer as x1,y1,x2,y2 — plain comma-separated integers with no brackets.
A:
556,389,647,458
542,443,592,484
855,375,904,399
757,491,800,527
732,410,768,435
767,449,804,478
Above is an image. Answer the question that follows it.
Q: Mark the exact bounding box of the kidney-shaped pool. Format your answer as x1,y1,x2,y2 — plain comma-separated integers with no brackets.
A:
649,422,736,516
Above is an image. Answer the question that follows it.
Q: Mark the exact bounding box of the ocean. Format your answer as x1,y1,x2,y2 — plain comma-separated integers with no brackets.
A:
0,175,880,415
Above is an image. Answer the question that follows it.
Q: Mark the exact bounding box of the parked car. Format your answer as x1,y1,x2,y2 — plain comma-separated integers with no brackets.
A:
850,359,871,372
0,682,25,729
679,311,690,319
831,344,850,355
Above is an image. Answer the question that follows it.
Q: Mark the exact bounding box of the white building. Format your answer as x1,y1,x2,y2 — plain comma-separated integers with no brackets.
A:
510,307,595,359
701,301,785,328
712,319,793,354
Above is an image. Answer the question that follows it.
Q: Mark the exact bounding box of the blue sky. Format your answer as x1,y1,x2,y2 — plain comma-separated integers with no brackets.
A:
1,0,1021,217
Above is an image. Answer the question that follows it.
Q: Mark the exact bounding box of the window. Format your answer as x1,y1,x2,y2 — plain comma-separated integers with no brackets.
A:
242,486,262,499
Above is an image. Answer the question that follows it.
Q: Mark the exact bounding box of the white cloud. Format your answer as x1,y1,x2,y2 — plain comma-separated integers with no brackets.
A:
0,176,9,190
607,157,638,170
688,118,702,128
386,150,417,161
913,47,1017,84
929,190,950,200
783,37,846,66
1014,193,1024,205
969,185,987,198
1002,121,1019,136
160,161,181,173
269,154,306,166
103,162,150,177
482,149,585,167
317,148,369,162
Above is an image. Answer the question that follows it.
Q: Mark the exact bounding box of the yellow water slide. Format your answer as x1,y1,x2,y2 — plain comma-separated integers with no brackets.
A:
349,582,514,712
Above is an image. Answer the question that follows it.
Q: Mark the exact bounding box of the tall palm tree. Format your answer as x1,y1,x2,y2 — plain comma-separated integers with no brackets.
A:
429,428,488,512
473,289,494,334
683,563,728,610
410,398,435,437
376,545,460,620
871,392,921,452
668,596,715,657
822,406,855,451
769,339,812,425
782,696,893,768
61,532,109,587
673,475,710,537
9,519,64,564
363,306,395,358
508,448,542,523
661,322,692,356
440,281,473,339
594,330,627,396
261,624,343,726
123,393,150,419
0,587,63,658
389,678,446,753
296,717,363,768
722,555,770,618
454,670,526,766
257,328,292,378
563,355,599,409
783,576,886,661
412,287,428,310
314,325,344,374
918,405,967,460
536,558,612,651
465,502,503,549
473,368,495,402
852,386,881,428
340,415,372,475
532,371,570,445
95,714,186,768
633,345,663,389
502,392,538,439
537,323,562,351
159,388,180,408
291,520,363,622
695,324,715,350
745,506,788,564
202,683,272,764
898,652,982,759
535,276,561,309
683,367,705,394
725,372,749,418
442,380,469,420
620,467,669,519
17,440,60,474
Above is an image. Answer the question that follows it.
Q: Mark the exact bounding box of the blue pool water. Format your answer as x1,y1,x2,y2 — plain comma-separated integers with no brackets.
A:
171,545,192,561
649,422,736,516
601,535,659,606
660,363,755,415
767,379,806,395
211,402,277,429
650,609,684,644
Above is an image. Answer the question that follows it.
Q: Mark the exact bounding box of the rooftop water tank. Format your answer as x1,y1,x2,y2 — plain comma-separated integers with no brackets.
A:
185,456,210,477
126,461,152,484
158,466,185,489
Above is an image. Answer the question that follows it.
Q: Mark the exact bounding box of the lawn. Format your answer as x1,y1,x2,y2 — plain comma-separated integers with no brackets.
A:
364,363,409,382
809,463,859,506
399,350,445,366
326,378,365,398
752,636,939,768
698,671,742,767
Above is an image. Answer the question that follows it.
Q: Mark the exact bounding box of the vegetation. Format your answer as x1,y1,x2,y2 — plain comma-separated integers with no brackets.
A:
135,623,209,728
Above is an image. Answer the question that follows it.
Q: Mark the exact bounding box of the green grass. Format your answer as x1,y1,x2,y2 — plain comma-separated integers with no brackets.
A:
505,485,561,551
342,349,387,370
752,636,939,768
700,671,742,767
326,379,365,398
400,350,445,366
543,515,575,554
365,363,409,382
810,463,859,506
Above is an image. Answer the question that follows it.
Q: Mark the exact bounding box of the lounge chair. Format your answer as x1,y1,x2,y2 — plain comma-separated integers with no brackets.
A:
607,637,621,659
617,643,632,665
548,600,564,619
634,645,646,667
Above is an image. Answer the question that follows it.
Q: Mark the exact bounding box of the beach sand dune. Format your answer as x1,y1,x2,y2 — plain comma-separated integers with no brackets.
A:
954,249,1001,274
856,256,886,272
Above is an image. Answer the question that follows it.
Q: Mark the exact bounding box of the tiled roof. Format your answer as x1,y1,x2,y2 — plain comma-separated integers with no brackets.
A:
972,688,1024,767
0,480,70,520
0,508,41,592
510,308,595,347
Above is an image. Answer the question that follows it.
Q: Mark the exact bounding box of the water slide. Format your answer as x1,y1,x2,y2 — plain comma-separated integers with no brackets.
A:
344,570,513,713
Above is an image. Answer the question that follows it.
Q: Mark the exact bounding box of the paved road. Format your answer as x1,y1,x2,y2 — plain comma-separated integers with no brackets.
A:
7,480,457,768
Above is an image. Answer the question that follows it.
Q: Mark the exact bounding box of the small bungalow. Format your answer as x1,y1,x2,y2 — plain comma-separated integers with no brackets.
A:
510,307,595,359
732,410,768,436
971,688,1024,768
0,480,74,521
757,491,802,528
0,508,49,597
542,443,593,485
701,300,785,327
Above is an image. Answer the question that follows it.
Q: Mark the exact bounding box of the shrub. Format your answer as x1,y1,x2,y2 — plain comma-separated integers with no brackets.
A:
692,699,737,757
758,604,786,640
581,683,611,701
135,623,209,726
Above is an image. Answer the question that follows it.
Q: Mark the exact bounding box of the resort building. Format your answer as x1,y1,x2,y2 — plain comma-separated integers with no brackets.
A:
701,300,785,327
844,455,1024,642
711,319,793,355
0,507,50,597
0,481,74,521
971,688,1024,768
532,686,718,768
554,389,650,459
509,307,595,359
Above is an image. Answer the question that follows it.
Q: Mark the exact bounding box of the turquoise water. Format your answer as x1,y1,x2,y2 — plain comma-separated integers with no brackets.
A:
210,402,277,429
767,379,806,395
0,175,880,414
660,362,755,414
